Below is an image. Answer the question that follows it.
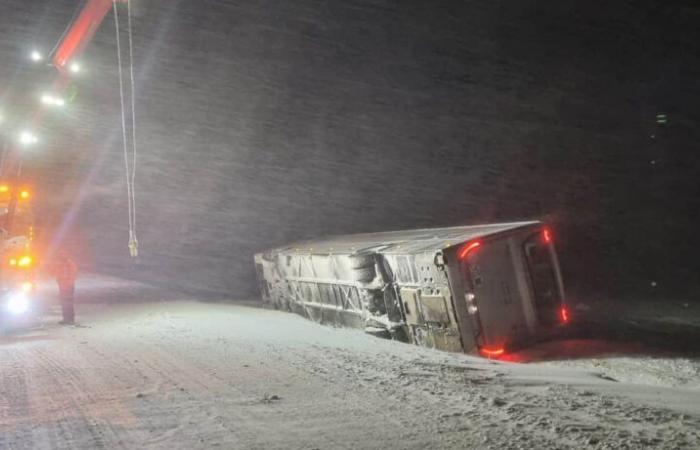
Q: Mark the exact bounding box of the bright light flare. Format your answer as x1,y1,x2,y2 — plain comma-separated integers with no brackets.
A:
6,293,29,315
19,190,30,200
19,131,38,145
18,256,33,267
0,185,9,193
30,50,43,62
69,62,81,73
21,282,33,293
41,93,65,107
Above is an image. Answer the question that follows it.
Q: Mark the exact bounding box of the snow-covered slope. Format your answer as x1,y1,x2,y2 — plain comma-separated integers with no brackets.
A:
1,275,698,449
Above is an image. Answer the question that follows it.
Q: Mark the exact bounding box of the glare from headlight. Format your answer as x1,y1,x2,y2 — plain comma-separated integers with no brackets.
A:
7,293,29,315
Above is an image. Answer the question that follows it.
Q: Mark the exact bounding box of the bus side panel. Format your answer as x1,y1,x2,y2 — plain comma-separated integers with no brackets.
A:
390,253,463,353
255,251,399,333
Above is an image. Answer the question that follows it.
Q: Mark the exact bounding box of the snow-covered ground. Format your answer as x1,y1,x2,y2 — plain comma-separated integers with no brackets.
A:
1,275,699,449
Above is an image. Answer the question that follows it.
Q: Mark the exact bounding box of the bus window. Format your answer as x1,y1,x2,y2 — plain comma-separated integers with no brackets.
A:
524,234,561,325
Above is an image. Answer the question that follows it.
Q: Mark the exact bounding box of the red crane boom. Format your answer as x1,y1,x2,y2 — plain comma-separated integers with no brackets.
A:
52,0,125,73
2,0,127,232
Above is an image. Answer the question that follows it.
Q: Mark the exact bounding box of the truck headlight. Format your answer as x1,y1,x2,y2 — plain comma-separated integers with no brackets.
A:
6,293,29,315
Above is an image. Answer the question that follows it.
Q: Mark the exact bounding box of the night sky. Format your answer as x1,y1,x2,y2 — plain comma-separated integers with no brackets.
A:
1,0,699,300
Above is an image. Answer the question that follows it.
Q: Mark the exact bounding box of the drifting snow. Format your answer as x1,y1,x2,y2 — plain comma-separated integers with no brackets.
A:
0,275,698,449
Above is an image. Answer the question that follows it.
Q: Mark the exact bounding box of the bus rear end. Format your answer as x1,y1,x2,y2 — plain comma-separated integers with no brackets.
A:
455,225,567,357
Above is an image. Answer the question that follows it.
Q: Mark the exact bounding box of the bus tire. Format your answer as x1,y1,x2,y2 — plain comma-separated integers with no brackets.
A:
349,255,374,270
353,266,376,283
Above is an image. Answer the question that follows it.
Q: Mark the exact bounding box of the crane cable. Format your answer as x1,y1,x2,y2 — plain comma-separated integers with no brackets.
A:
113,0,139,257
126,0,138,257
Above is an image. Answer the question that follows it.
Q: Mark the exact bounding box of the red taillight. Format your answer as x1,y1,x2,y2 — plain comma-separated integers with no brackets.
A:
543,228,552,244
560,306,569,324
480,346,505,358
458,241,481,260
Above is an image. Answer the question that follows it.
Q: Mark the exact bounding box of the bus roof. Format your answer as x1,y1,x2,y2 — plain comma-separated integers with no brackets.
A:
268,221,541,256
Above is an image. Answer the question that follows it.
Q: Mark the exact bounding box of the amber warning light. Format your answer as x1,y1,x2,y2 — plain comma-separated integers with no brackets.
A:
9,256,33,268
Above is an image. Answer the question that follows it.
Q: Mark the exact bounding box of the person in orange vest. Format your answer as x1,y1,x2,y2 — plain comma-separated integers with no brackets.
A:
53,254,77,325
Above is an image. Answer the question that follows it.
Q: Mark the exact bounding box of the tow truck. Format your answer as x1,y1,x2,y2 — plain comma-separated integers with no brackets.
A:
0,183,38,331
0,0,131,331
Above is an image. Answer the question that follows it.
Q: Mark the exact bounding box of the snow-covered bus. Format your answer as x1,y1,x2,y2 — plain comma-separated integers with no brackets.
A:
254,221,567,357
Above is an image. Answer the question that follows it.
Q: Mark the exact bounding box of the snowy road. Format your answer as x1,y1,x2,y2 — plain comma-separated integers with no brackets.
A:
1,276,699,449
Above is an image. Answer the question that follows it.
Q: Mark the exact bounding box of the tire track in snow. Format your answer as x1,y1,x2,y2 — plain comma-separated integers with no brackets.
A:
78,326,304,449
0,349,35,450
27,346,130,450
141,330,355,449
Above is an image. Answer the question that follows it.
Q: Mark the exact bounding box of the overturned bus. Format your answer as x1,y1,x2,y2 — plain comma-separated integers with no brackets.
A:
254,221,567,357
